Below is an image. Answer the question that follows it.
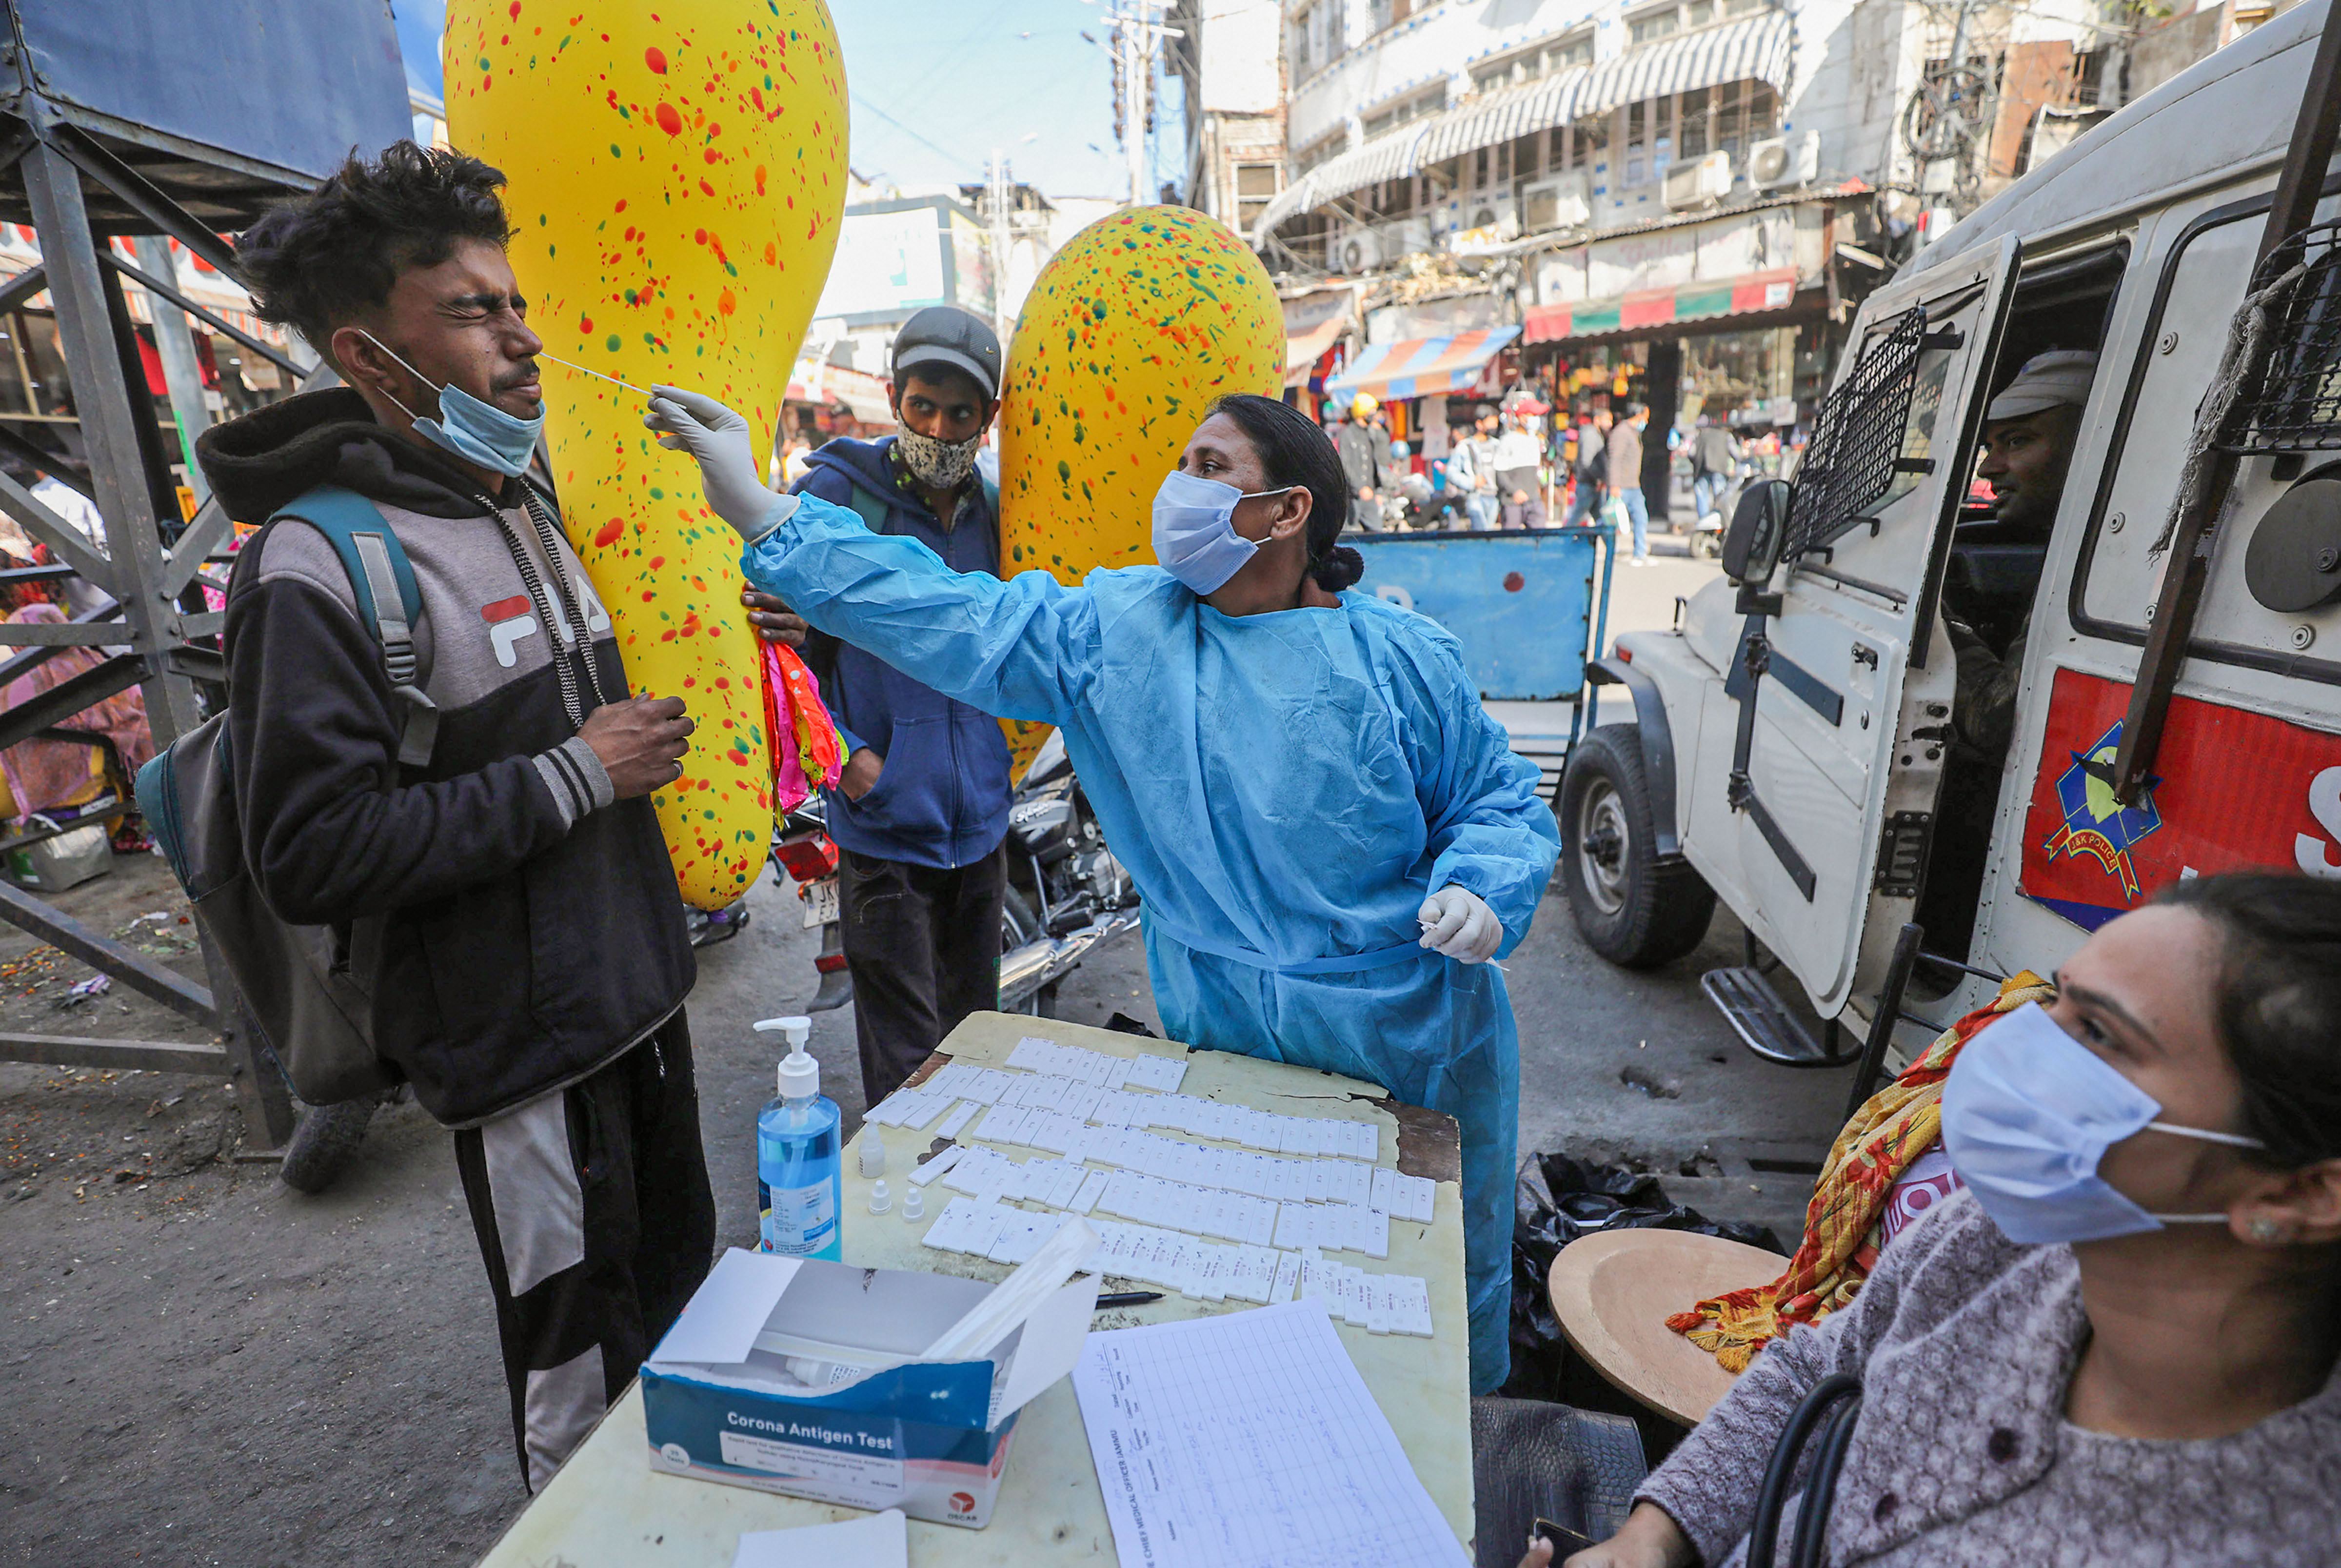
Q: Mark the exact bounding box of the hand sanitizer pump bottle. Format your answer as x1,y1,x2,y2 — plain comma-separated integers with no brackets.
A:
754,1016,841,1260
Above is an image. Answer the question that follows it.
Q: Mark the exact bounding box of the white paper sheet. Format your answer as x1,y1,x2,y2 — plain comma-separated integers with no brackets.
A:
731,1506,908,1568
1072,1298,1464,1568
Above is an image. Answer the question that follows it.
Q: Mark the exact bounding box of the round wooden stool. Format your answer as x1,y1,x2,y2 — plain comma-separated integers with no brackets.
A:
1547,1230,1787,1427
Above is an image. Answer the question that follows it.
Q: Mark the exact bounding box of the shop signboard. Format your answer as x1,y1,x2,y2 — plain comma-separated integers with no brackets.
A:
814,200,987,326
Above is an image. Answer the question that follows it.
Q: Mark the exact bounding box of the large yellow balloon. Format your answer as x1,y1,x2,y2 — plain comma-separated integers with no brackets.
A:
445,0,847,908
996,205,1284,770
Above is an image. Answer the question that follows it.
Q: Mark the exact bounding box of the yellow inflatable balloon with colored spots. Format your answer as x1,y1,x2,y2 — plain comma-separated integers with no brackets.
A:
996,206,1284,771
444,0,847,908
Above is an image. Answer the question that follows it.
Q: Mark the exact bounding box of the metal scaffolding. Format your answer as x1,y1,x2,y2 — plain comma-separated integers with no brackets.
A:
0,0,408,1149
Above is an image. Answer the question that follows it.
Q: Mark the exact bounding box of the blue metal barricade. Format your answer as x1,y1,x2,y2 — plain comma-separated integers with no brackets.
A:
1346,523,1615,711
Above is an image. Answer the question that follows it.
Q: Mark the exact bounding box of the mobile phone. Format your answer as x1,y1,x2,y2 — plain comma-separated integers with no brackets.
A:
1532,1518,1597,1554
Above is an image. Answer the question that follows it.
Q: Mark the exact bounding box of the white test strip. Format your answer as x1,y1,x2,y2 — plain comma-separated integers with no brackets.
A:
1270,1249,1303,1303
902,1094,955,1131
932,1100,979,1142
909,1143,965,1188
1069,1168,1110,1215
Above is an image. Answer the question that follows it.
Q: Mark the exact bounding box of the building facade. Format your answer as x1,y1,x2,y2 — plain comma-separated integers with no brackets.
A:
1199,0,2173,495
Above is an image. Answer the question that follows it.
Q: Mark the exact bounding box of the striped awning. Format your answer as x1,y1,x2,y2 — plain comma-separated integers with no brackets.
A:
1256,10,1793,244
1285,316,1347,386
1523,266,1803,344
1255,124,1434,242
1323,326,1521,402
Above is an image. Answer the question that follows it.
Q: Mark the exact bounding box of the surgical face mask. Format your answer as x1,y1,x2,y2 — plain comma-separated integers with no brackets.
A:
896,426,983,489
1151,469,1294,595
1940,1001,2265,1246
359,330,544,478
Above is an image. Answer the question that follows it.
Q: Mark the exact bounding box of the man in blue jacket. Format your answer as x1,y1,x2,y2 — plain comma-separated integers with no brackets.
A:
745,306,1011,1105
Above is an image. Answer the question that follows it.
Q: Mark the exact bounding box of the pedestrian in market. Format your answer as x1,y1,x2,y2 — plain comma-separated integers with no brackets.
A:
1493,407,1547,530
739,306,1013,1109
1608,401,1654,564
1690,412,1742,525
1329,393,1387,531
1565,405,1612,527
201,142,710,1491
658,385,1558,1396
1454,403,1504,530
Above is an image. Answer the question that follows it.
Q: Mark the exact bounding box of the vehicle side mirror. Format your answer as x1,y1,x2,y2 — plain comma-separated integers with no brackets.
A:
1721,479,1793,586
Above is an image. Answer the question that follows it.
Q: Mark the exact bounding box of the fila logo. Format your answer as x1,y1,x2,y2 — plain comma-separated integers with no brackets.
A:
480,594,538,667
565,569,614,641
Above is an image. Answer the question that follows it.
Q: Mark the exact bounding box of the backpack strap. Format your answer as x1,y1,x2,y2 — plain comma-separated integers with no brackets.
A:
270,484,440,767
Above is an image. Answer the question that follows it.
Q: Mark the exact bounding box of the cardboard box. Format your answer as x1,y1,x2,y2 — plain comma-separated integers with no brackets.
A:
641,1248,1096,1528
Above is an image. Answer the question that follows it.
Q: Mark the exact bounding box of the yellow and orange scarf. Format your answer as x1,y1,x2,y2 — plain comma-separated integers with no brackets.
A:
1668,971,2056,1371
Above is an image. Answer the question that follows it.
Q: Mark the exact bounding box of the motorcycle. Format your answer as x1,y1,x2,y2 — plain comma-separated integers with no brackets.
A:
1689,458,1755,561
995,730,1143,1016
775,730,1140,1019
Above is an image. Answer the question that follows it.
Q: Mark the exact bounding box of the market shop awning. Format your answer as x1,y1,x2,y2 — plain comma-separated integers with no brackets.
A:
1285,316,1347,386
1323,326,1521,402
1523,267,1801,344
1255,12,1793,244
786,360,893,424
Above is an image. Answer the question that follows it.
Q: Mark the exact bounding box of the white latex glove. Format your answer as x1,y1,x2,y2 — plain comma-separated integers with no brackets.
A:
642,385,794,538
1418,885,1502,963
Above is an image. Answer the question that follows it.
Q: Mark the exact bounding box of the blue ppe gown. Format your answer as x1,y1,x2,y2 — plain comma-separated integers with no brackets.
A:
742,496,1559,1391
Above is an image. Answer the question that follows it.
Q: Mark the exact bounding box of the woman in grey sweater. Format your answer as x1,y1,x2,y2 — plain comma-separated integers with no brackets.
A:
1538,871,2341,1567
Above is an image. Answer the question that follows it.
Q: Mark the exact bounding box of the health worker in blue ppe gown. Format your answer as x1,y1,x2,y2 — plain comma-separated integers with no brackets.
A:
646,386,1560,1392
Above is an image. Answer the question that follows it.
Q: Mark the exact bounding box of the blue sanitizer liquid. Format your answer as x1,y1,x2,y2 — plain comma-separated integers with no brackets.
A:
757,1092,841,1259
756,1018,842,1259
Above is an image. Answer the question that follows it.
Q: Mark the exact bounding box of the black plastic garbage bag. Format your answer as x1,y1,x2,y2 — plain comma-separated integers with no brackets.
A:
1500,1151,1783,1408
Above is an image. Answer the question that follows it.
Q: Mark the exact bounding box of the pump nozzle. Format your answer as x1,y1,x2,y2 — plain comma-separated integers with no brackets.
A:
756,1014,819,1100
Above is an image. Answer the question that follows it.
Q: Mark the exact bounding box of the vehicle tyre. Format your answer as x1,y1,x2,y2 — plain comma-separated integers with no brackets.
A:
1691,531,1722,560
1002,887,1041,951
278,1094,382,1195
1560,723,1716,969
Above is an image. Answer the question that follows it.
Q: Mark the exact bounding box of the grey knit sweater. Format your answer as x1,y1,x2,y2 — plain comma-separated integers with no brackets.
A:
1637,1190,2341,1567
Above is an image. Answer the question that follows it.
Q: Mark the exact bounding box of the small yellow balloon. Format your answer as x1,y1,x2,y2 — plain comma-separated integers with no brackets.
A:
996,206,1284,770
445,0,848,908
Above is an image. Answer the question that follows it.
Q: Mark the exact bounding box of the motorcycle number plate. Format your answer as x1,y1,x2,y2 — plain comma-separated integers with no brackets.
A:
801,875,840,929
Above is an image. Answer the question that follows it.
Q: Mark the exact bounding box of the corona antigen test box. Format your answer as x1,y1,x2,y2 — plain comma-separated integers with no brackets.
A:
641,1244,1097,1528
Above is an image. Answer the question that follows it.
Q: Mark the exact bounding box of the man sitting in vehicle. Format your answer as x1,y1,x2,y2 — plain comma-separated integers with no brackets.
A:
1949,349,2097,756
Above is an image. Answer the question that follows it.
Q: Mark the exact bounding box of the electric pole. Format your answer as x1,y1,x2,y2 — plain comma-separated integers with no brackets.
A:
1108,0,1180,207
987,147,1014,344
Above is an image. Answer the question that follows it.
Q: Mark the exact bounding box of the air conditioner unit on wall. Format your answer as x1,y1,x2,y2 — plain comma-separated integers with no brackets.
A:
1338,227,1385,274
1662,151,1733,210
1748,129,1821,191
1521,172,1592,234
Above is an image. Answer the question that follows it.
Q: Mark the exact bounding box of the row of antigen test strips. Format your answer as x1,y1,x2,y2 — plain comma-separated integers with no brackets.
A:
918,1198,1433,1334
1301,1255,1437,1337
1004,1035,1188,1092
924,1139,1434,1233
913,1062,1381,1161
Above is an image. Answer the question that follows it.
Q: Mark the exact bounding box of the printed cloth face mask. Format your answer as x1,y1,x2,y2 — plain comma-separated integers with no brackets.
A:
1151,469,1295,595
896,426,983,489
360,330,545,478
1940,1000,2265,1245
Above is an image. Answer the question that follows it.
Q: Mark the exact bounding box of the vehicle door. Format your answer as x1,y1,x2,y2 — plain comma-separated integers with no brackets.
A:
1680,234,2022,1015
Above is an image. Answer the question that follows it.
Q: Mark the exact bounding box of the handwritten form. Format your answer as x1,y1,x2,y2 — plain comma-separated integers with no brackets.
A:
1071,1299,1467,1568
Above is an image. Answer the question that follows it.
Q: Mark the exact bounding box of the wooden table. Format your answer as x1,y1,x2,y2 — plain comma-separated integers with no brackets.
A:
479,1012,1473,1565
1546,1230,1786,1427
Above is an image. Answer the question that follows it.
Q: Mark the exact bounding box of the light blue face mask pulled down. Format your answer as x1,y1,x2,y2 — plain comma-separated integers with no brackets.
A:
1940,1001,2264,1245
1150,469,1293,595
361,331,544,478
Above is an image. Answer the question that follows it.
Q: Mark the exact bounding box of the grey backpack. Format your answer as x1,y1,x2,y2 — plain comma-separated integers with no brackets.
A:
136,485,436,1105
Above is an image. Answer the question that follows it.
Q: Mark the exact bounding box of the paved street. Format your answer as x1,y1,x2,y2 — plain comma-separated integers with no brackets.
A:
0,526,1854,1567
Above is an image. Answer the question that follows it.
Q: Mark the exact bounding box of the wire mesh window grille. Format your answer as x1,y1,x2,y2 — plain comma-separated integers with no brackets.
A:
2227,218,2341,455
1785,306,1931,557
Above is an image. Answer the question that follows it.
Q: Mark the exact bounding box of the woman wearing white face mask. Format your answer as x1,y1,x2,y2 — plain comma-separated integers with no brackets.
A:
1541,871,2341,1568
647,386,1560,1395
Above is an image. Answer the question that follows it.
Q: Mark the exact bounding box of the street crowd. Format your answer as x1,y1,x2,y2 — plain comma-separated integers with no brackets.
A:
189,140,2341,1563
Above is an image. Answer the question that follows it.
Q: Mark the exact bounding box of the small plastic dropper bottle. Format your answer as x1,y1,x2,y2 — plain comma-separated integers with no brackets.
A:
754,1016,841,1260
